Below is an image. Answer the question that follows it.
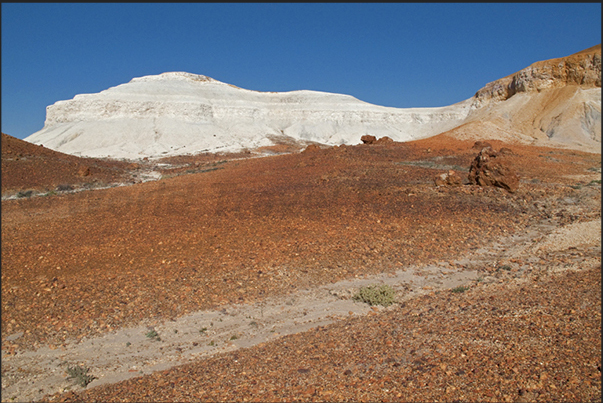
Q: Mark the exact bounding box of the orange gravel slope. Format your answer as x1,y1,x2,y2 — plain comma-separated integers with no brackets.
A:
2,134,601,402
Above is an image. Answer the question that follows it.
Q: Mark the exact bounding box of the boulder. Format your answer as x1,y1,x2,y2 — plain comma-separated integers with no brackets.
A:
361,135,377,144
434,170,462,187
375,136,394,145
467,147,519,192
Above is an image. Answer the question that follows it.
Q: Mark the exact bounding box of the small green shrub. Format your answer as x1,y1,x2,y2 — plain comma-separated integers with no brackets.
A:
230,335,238,340
145,330,161,341
66,365,96,387
498,265,512,271
353,284,396,307
451,285,470,293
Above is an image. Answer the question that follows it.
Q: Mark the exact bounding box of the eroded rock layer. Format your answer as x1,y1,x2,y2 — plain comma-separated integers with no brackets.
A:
25,46,601,159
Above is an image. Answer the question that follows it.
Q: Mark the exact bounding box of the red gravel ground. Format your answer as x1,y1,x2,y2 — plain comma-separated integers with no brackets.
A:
1,133,135,196
44,266,602,403
2,133,600,402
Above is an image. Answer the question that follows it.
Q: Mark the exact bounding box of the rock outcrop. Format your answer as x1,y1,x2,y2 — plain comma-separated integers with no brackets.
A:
472,45,601,107
360,135,377,144
375,136,394,145
361,135,395,145
467,147,520,193
446,45,601,154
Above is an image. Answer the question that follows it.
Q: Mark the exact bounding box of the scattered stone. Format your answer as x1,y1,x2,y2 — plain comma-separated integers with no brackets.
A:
434,170,462,187
77,166,91,177
6,331,24,342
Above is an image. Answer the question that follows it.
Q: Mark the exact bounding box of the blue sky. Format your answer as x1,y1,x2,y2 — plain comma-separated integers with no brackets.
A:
2,3,601,140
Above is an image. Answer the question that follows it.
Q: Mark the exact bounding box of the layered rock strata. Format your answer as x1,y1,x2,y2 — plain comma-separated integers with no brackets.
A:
25,46,601,159
472,44,601,107
25,72,471,159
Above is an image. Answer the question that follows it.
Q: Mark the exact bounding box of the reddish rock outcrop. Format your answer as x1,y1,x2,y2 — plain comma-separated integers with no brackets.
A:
361,135,377,144
473,44,601,106
467,147,520,193
375,136,394,145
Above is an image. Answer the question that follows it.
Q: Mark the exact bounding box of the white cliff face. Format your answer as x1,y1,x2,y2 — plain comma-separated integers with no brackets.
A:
25,72,473,159
25,45,602,159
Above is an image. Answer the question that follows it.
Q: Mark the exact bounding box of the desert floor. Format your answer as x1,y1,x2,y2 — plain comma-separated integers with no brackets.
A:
2,134,600,402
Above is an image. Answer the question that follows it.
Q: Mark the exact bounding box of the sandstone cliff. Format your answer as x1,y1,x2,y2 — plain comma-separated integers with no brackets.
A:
472,44,601,107
443,45,601,153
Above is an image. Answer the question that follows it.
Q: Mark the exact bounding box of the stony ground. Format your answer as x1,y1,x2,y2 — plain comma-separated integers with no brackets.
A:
1,133,600,402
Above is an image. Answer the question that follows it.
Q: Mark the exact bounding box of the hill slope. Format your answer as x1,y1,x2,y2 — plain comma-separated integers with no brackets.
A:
1,133,135,196
23,44,601,158
447,45,601,152
24,73,471,159
2,135,600,402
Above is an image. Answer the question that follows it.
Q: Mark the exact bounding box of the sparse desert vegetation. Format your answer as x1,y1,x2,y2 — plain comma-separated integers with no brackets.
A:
65,365,96,388
353,284,396,307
